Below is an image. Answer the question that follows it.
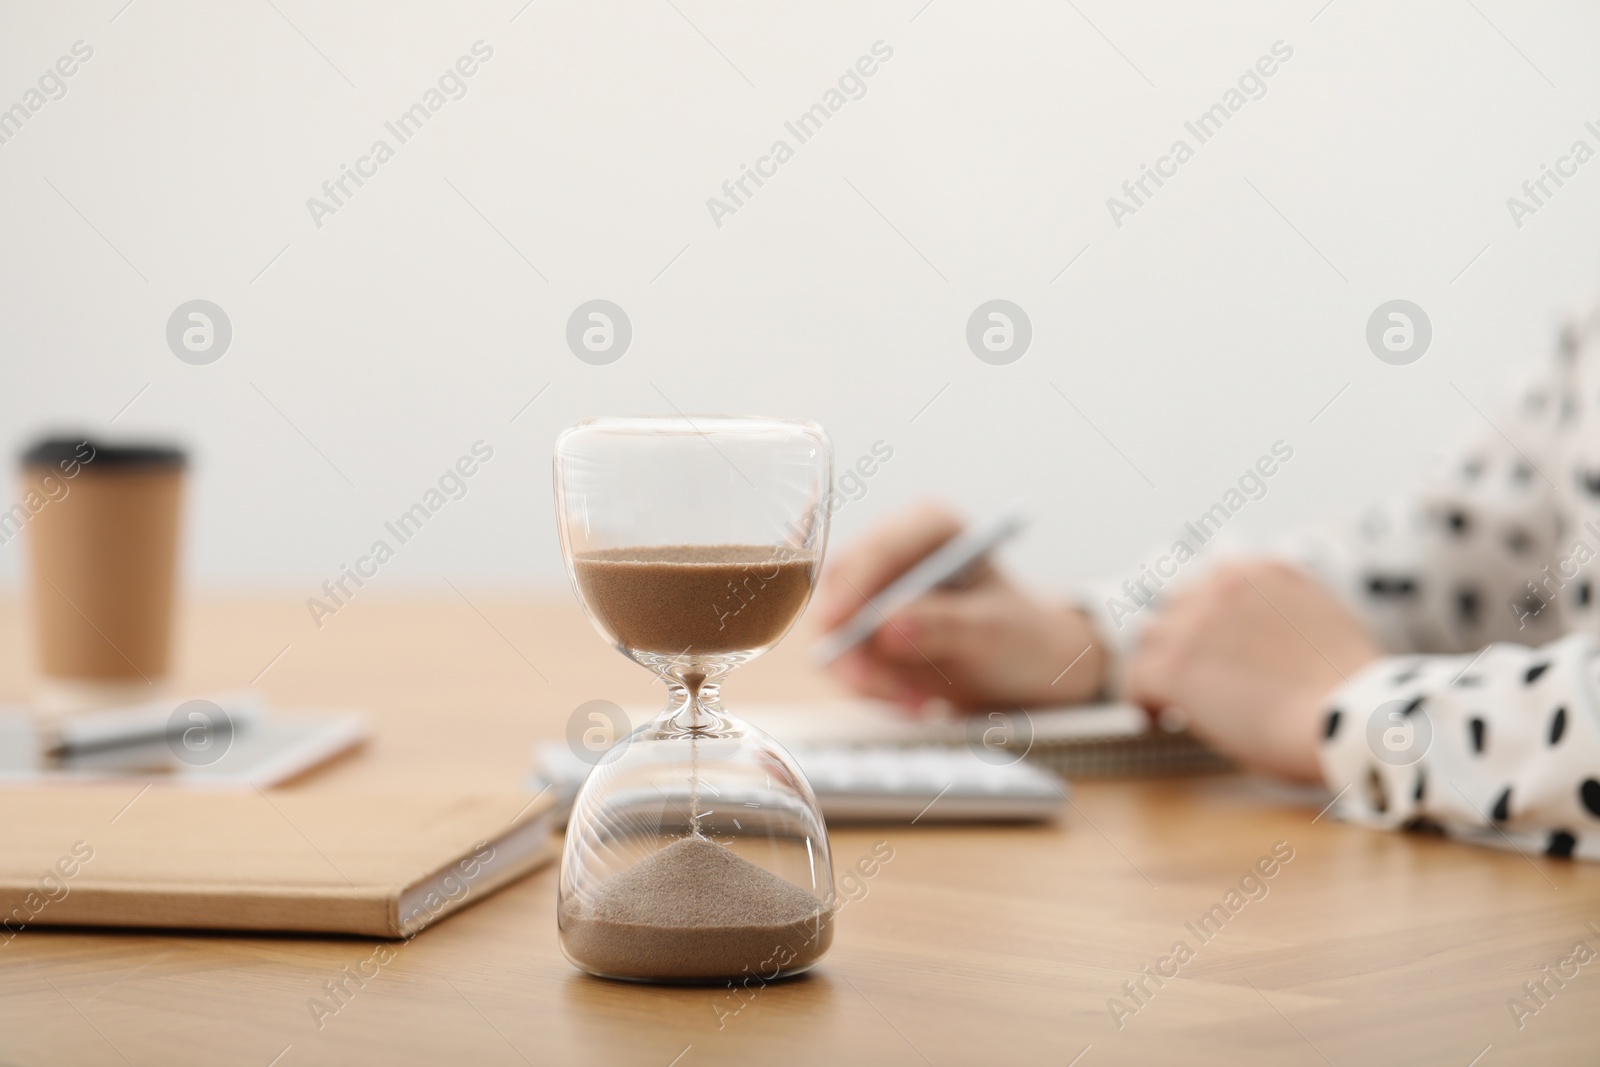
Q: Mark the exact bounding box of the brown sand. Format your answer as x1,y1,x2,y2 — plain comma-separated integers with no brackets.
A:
572,544,815,655
561,836,833,981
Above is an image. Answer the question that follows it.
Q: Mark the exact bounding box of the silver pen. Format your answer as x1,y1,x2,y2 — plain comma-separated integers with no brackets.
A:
812,505,1028,666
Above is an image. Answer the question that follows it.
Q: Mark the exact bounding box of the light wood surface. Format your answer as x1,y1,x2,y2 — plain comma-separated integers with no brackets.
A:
3,593,1598,1066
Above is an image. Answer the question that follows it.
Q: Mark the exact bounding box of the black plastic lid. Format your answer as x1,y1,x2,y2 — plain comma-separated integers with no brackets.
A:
20,436,186,470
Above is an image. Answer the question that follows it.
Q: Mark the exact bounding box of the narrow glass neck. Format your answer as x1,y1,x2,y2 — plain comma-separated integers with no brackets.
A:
663,679,726,733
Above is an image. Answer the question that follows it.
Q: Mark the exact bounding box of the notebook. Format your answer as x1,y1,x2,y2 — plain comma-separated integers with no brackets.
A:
0,789,557,938
0,706,368,788
734,700,1233,779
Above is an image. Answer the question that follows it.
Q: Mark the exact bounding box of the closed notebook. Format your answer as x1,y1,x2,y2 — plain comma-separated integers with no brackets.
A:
0,789,556,938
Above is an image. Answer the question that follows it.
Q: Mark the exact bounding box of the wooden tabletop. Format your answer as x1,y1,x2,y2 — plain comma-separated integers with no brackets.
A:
2,594,1597,1066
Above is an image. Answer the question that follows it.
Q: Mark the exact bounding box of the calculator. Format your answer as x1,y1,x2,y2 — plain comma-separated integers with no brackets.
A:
530,741,1067,825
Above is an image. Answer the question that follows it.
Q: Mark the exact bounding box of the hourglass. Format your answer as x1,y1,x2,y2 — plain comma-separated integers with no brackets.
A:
553,416,835,983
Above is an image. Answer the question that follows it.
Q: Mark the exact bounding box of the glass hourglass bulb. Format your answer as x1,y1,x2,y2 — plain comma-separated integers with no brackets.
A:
553,416,835,983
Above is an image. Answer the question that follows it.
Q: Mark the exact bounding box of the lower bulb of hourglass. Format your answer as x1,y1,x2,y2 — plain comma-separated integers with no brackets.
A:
557,684,835,983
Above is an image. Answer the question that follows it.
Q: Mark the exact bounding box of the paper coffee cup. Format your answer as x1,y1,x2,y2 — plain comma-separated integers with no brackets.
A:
16,437,185,706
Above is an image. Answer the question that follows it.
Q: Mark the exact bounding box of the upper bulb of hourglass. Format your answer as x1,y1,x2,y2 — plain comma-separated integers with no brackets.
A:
569,542,819,682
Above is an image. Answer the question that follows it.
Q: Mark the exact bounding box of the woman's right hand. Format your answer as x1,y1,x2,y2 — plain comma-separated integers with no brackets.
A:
812,501,1106,712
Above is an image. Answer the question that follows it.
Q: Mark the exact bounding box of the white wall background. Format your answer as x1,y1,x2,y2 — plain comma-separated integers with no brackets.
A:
2,0,1599,595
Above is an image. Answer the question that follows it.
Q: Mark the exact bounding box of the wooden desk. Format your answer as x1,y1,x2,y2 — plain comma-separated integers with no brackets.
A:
3,595,1597,1066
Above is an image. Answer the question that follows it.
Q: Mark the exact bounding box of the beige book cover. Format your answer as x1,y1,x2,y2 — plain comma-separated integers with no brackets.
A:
0,788,556,938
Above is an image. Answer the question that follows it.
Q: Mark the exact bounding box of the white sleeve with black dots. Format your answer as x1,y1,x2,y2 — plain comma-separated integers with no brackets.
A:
1075,342,1581,697
1317,633,1600,860
1284,352,1577,658
1079,302,1600,719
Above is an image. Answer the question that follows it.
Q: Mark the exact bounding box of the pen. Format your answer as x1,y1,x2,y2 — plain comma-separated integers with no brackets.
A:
41,692,262,759
812,505,1028,666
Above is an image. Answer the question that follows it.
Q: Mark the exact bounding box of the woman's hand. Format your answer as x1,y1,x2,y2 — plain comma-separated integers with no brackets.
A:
1126,558,1383,781
813,501,1106,711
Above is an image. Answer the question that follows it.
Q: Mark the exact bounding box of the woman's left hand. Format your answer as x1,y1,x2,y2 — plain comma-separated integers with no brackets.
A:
1126,559,1383,782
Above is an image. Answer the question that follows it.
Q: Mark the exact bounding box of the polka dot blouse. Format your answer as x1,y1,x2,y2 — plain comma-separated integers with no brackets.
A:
1083,298,1600,859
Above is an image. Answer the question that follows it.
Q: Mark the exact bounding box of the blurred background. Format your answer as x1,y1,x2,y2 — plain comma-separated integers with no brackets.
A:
3,0,1599,598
